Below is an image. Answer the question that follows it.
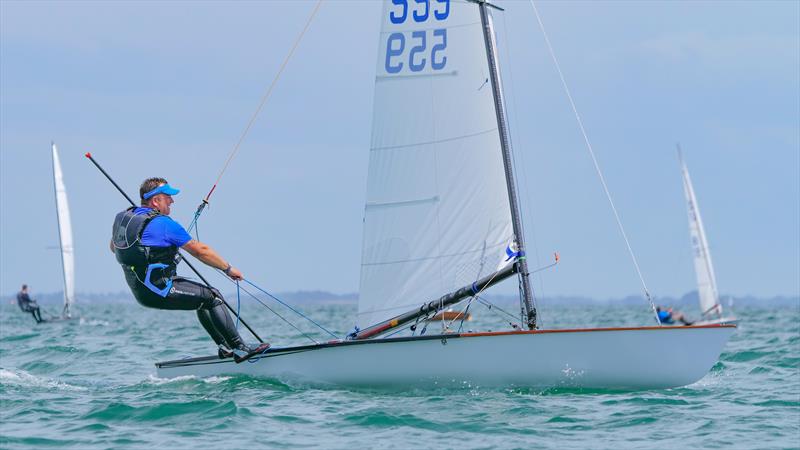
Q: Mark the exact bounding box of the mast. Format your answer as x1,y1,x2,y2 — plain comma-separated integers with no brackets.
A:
477,1,537,329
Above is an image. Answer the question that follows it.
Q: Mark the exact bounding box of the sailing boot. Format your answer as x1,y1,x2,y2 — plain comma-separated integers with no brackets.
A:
206,300,270,363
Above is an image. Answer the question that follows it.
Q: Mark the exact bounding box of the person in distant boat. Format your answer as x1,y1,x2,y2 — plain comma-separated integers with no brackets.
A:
656,306,693,326
110,177,269,362
16,284,44,323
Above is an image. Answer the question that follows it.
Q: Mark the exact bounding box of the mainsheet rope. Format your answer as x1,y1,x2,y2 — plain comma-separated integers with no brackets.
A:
529,0,660,324
241,278,340,340
222,272,324,345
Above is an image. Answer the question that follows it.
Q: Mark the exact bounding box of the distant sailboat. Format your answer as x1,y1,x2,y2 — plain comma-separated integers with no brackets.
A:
677,145,736,325
156,1,734,388
51,142,76,319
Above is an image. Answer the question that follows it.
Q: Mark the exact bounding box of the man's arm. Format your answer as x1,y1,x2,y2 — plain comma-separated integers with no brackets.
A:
109,239,115,254
181,240,244,280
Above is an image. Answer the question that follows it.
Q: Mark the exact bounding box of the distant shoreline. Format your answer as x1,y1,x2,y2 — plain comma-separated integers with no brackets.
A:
4,290,798,308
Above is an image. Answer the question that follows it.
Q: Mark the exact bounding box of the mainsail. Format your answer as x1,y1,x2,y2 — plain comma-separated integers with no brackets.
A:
358,0,515,328
678,146,720,318
52,143,75,317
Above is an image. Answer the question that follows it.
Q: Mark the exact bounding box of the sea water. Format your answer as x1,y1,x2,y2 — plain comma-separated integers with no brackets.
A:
1,301,798,449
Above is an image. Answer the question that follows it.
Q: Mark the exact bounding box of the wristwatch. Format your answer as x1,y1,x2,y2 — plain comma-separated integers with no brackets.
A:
223,264,233,275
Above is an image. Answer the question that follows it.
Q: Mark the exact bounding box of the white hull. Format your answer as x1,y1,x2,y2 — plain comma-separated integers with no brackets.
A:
695,316,738,326
157,325,735,389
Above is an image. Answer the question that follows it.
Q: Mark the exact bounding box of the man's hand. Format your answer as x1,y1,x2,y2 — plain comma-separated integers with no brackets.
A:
226,266,244,281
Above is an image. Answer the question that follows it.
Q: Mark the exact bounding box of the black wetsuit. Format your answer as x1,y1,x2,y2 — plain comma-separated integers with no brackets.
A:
16,291,43,323
111,207,245,351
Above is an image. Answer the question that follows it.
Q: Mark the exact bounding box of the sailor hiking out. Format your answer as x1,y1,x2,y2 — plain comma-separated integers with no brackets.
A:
656,306,694,326
16,284,44,323
110,177,269,362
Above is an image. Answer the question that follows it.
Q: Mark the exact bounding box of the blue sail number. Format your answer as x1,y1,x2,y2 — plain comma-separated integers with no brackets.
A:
431,29,447,70
385,29,447,73
389,0,407,24
433,0,449,20
385,33,405,74
389,0,449,24
412,0,429,22
409,31,426,71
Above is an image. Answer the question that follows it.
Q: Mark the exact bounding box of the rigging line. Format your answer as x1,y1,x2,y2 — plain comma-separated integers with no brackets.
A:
456,301,472,333
476,296,520,323
218,272,320,344
443,296,475,332
203,0,324,204
242,278,340,340
528,0,659,323
443,267,502,330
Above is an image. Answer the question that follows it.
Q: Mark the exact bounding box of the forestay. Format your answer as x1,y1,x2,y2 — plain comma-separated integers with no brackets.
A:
52,143,75,315
358,0,514,328
679,149,719,317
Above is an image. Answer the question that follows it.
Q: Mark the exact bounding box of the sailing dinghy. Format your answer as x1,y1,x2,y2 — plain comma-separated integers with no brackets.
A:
51,142,77,320
677,146,736,326
157,0,734,388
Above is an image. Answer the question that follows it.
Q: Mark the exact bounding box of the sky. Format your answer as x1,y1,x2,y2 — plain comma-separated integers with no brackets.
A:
1,0,798,300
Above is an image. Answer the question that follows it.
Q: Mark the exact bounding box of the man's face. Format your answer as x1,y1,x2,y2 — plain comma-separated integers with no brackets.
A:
150,192,174,215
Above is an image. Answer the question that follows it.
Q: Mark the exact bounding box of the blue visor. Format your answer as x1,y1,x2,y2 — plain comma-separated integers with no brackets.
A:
143,183,180,200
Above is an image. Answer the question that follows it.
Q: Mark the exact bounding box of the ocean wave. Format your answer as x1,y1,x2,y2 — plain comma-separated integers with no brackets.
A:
144,374,232,385
79,317,110,327
0,367,87,391
83,399,242,422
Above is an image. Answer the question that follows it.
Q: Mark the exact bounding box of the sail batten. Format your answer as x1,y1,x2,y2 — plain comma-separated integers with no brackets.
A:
370,128,498,152
358,0,515,328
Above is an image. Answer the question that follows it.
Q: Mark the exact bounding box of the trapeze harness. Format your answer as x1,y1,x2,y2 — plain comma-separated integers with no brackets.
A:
112,207,178,299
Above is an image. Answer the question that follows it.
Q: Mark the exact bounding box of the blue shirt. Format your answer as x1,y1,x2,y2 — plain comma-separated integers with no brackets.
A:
657,310,674,325
134,207,192,248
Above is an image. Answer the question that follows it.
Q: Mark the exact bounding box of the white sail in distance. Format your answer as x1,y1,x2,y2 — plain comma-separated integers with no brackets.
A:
678,147,720,318
358,0,514,328
52,143,75,317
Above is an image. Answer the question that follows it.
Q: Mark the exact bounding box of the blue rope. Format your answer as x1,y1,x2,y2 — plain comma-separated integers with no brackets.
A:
242,278,339,340
222,275,319,344
187,207,203,235
190,215,200,241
